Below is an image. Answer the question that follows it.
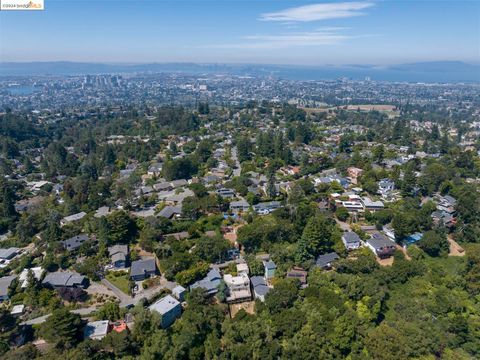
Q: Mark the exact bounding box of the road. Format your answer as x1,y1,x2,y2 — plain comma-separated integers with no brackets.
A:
21,306,97,326
231,146,241,177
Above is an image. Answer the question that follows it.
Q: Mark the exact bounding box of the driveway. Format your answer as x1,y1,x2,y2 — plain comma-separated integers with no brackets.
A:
101,276,177,307
101,278,134,307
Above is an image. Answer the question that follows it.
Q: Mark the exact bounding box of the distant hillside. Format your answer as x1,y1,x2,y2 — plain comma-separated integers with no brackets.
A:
0,61,478,83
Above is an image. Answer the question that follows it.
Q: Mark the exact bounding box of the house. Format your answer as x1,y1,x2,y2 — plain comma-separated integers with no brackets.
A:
279,165,301,176
347,167,363,185
378,178,395,197
158,205,182,220
42,271,89,289
361,197,385,212
11,304,25,317
224,273,251,303
315,252,340,270
153,182,173,192
190,268,222,296
149,295,182,328
94,206,111,218
216,188,236,199
250,276,270,302
0,247,20,261
236,263,249,275
431,210,456,228
108,245,129,268
60,211,87,226
253,201,282,214
435,194,457,214
19,267,44,288
162,231,190,241
342,232,362,251
230,199,250,213
170,179,188,188
62,234,89,252
340,200,364,213
263,260,276,279
286,267,308,287
366,233,396,258
172,285,186,302
0,275,17,302
84,320,110,340
147,163,163,176
130,258,157,281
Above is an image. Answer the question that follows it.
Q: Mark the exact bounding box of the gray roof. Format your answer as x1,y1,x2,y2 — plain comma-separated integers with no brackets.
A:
251,276,270,297
316,252,340,268
108,244,128,257
0,247,19,260
253,201,281,211
62,212,87,222
42,271,86,287
263,260,277,270
62,234,89,251
368,233,396,249
342,231,361,244
158,205,182,219
84,320,109,339
0,275,17,298
191,268,222,294
130,258,156,278
153,182,172,191
111,252,126,263
149,295,180,315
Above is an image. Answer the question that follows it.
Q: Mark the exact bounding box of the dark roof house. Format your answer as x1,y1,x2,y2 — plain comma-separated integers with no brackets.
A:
315,252,340,269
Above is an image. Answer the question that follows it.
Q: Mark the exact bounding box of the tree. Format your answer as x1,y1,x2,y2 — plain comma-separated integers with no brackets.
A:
365,323,408,360
39,308,82,349
106,210,137,244
236,136,252,163
335,206,349,222
264,279,299,314
95,302,123,321
296,215,335,262
418,230,449,257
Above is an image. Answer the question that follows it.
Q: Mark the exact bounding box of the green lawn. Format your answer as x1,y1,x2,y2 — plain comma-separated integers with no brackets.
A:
106,272,131,295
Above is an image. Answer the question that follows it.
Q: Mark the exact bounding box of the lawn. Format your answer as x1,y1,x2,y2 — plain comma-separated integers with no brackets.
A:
106,272,131,295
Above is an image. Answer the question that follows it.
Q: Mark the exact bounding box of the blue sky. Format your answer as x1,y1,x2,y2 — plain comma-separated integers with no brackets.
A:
0,0,479,65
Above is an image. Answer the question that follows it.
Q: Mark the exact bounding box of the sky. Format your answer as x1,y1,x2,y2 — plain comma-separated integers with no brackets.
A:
0,0,479,65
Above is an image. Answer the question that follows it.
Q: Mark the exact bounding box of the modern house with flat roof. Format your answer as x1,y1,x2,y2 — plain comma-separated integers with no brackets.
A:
84,320,110,340
149,295,182,328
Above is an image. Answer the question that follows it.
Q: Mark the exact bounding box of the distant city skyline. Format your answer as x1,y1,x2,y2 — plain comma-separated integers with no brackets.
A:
0,0,479,65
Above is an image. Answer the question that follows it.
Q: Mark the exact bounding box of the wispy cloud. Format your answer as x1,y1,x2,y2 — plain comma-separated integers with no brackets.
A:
260,2,374,22
205,30,359,49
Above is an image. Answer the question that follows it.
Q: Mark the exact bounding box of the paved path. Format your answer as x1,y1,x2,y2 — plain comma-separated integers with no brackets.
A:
231,146,241,177
21,306,97,326
101,278,134,307
335,218,351,232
